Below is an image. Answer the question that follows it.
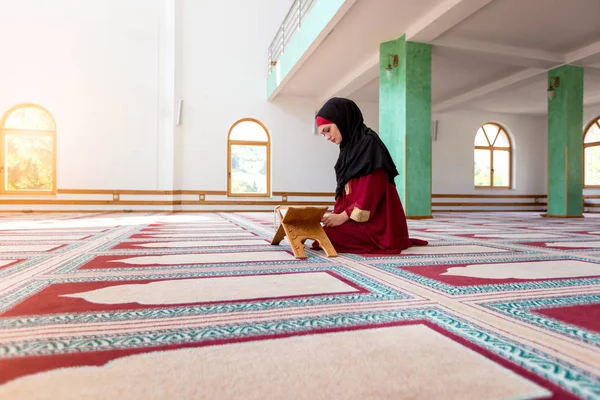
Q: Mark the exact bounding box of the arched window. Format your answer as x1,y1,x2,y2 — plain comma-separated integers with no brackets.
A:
584,117,600,188
0,104,56,194
227,118,271,197
474,122,512,188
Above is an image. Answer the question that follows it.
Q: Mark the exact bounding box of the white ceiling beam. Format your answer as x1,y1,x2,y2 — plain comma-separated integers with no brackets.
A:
433,68,545,112
434,39,600,112
406,0,495,42
318,51,379,104
433,38,564,66
319,0,495,104
566,39,600,64
316,2,600,111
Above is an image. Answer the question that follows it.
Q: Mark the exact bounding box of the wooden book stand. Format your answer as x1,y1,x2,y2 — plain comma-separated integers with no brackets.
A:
271,206,338,259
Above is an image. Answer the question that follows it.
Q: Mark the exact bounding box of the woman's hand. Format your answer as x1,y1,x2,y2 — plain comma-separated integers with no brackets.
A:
321,212,349,227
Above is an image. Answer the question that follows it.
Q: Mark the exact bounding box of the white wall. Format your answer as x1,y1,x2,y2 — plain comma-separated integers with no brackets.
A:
178,0,339,193
432,110,547,194
352,101,379,133
7,1,589,197
432,103,600,197
323,101,549,196
0,0,161,190
0,0,354,195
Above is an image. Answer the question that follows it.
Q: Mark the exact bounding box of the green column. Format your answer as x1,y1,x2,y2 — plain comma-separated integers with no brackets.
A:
379,35,432,218
547,65,584,217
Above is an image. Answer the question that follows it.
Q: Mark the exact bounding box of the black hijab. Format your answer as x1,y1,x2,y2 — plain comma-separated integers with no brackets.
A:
317,97,399,198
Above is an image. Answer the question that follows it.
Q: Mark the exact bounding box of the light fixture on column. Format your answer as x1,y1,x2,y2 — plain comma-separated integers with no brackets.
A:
386,54,398,81
547,76,560,100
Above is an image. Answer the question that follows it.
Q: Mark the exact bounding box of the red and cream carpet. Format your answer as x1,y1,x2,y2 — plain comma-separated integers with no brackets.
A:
0,211,599,399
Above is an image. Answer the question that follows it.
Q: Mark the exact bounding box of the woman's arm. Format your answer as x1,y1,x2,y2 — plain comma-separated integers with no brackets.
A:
343,169,387,223
322,169,387,227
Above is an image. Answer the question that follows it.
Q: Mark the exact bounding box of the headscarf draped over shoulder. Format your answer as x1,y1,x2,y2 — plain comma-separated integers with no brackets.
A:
316,97,399,198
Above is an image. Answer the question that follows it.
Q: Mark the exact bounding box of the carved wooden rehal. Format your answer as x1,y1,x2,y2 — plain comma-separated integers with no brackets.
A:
271,206,338,259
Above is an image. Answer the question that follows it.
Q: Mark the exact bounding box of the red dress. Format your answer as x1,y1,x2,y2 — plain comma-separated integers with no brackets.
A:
314,169,427,254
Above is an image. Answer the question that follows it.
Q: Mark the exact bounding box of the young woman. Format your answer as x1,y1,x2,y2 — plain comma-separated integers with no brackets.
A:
312,97,427,254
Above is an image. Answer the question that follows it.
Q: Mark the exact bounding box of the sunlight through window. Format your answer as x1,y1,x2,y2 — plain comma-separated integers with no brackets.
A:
0,104,56,194
227,119,270,197
474,123,512,188
584,118,600,187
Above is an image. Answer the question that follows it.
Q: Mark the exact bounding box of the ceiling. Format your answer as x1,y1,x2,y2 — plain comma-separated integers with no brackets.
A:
278,0,445,96
462,68,600,115
439,0,600,53
273,0,600,115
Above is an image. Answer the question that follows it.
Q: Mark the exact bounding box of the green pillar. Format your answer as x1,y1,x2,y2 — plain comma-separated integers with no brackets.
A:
379,35,432,218
547,65,584,217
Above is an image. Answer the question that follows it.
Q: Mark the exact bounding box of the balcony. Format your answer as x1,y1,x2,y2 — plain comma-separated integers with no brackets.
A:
266,0,352,100
267,0,316,73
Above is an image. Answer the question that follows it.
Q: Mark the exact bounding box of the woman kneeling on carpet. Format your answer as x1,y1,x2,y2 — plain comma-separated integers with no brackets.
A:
312,97,427,254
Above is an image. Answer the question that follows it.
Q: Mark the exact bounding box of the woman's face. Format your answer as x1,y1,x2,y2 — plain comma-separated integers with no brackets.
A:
318,123,342,145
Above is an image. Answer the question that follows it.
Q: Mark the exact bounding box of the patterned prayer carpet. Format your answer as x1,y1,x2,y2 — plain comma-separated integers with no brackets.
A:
1,211,599,399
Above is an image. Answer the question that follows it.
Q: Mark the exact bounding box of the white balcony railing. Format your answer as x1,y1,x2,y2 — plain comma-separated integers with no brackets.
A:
268,0,316,73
